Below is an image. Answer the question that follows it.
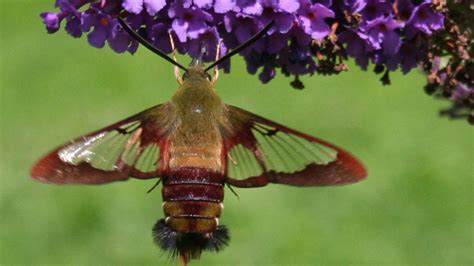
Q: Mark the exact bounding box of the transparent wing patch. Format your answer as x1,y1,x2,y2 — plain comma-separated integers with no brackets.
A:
58,121,160,173
227,122,338,180
227,144,263,180
252,123,337,173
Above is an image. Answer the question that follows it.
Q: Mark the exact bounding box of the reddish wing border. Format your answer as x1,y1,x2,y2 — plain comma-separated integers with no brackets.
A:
31,105,166,184
225,106,367,187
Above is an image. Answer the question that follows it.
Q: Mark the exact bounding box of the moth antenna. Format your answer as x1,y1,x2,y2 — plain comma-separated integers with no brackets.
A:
168,31,183,84
117,17,187,72
212,40,222,84
205,20,275,72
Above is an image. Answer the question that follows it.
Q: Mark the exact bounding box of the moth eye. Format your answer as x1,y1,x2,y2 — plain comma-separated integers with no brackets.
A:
182,72,189,80
206,73,212,81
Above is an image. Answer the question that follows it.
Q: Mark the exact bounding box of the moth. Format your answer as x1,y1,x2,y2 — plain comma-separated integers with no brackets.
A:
31,19,367,264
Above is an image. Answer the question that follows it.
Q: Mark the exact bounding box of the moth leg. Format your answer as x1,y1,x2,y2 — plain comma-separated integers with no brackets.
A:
226,183,240,199
225,175,269,188
168,31,183,85
147,179,162,193
212,40,221,84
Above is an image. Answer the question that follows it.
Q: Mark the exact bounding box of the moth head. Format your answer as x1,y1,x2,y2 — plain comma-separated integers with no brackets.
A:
182,66,212,82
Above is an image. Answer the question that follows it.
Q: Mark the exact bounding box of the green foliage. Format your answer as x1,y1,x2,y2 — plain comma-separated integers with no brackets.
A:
1,2,472,265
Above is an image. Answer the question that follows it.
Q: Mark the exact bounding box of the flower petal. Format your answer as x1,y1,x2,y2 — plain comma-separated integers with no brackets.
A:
40,12,61,33
279,0,300,13
187,20,207,39
144,0,166,15
108,32,131,53
122,0,144,14
65,17,82,38
172,19,188,42
313,3,335,18
214,0,236,13
81,13,96,32
194,0,214,8
382,30,401,55
88,26,108,48
310,19,330,39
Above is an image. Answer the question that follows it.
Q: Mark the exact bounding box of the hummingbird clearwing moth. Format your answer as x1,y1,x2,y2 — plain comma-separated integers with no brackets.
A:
31,19,367,264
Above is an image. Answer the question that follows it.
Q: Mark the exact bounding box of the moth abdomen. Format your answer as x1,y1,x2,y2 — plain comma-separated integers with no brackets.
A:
162,168,225,233
155,167,228,261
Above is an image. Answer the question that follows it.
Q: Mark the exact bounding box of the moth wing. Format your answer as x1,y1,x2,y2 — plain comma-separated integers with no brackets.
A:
31,104,172,184
224,105,367,187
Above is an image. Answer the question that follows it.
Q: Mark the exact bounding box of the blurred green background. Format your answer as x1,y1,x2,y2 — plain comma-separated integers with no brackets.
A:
1,2,472,265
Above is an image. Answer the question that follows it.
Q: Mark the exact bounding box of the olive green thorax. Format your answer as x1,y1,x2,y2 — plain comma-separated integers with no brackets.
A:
169,65,225,145
171,65,222,117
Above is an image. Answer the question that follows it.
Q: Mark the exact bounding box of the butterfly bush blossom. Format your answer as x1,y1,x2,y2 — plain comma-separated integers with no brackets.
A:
41,0,473,123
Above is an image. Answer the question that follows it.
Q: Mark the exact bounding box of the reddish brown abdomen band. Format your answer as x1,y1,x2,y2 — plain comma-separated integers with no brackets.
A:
162,167,224,233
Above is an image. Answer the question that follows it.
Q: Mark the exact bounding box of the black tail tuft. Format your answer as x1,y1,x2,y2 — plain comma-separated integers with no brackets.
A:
152,219,230,263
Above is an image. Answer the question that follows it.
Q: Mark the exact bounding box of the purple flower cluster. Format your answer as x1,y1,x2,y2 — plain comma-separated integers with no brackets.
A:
41,0,445,83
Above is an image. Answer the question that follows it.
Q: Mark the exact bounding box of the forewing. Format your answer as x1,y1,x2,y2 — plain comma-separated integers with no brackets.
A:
31,104,171,184
224,106,367,186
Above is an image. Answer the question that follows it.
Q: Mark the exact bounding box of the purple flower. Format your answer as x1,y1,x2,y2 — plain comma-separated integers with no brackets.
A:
168,4,213,42
315,0,332,7
81,12,113,48
149,23,174,54
265,32,290,54
145,0,167,15
244,52,277,83
451,83,473,102
259,65,276,83
343,0,366,14
396,0,414,21
41,12,62,33
41,1,82,36
237,0,263,15
214,0,235,13
279,0,300,13
214,0,264,15
360,0,393,21
65,16,83,38
338,29,373,70
396,42,419,73
194,0,214,8
223,13,263,52
59,1,82,37
407,1,444,35
291,25,311,46
363,16,401,54
122,0,167,15
187,27,228,63
260,1,295,34
122,0,143,13
279,44,316,76
298,1,335,40
82,8,136,53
